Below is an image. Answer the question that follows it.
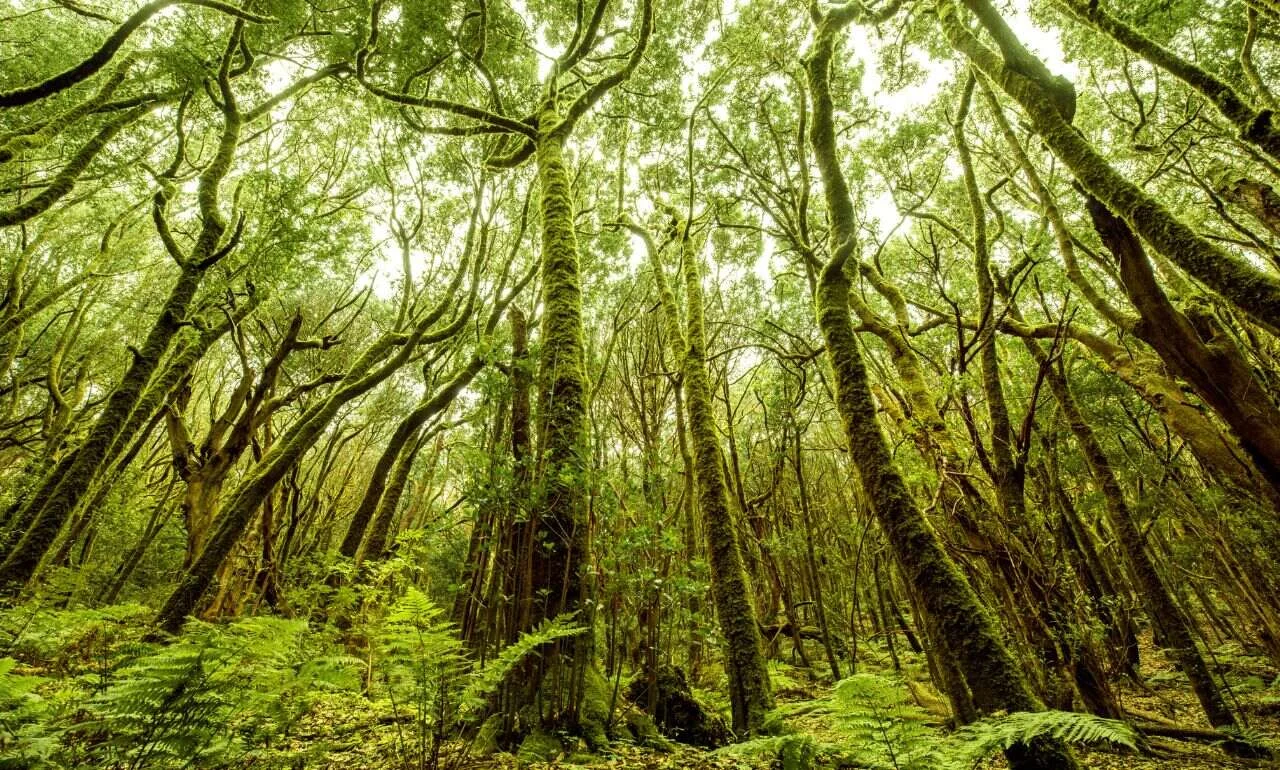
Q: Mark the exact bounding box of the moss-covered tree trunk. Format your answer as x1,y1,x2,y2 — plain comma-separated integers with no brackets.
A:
0,263,208,594
517,115,600,738
804,12,1077,769
358,426,430,565
940,0,1280,333
665,222,775,734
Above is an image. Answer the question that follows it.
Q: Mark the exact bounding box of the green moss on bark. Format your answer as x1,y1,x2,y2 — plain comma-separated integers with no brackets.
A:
634,217,773,735
805,12,1077,769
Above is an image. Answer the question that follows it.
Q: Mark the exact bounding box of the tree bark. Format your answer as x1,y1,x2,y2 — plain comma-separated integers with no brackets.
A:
805,11,1077,768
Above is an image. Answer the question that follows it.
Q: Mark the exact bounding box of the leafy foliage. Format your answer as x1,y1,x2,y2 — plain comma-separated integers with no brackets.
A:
374,588,585,769
85,616,355,769
0,611,360,769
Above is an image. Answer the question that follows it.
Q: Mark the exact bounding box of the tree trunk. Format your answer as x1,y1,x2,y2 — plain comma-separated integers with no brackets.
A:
805,14,1077,768
1055,207,1242,730
0,264,207,594
514,119,599,739
630,213,774,734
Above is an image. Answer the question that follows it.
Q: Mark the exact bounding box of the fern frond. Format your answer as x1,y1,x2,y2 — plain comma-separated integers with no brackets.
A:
461,612,586,715
942,710,1140,768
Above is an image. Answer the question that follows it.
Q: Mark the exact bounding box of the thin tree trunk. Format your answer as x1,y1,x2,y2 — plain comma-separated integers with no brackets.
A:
1042,330,1239,729
626,214,774,734
805,11,1077,767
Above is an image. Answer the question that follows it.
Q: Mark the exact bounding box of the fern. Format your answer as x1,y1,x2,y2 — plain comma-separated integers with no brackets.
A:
0,657,59,769
829,673,937,769
460,612,585,713
0,604,150,674
373,588,585,769
940,710,1140,768
83,615,344,769
823,673,1142,770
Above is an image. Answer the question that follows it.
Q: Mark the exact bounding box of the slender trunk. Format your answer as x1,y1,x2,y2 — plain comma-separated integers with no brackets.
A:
673,385,704,676
502,307,535,646
0,265,205,593
793,419,840,679
98,477,177,605
805,16,1076,768
358,426,430,564
338,390,444,559
632,213,773,734
956,78,1076,708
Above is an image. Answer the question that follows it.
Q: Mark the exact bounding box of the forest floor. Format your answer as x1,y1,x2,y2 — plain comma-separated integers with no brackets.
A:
4,601,1277,769
301,630,1280,770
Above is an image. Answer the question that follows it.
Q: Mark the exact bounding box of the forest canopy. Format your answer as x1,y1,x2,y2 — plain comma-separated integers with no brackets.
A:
2,0,1280,768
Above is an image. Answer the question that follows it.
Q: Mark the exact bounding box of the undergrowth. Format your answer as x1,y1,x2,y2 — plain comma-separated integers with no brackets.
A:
0,594,582,770
717,672,1141,770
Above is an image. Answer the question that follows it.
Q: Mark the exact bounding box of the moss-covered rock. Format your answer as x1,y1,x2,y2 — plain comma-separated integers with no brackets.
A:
516,728,563,764
623,708,674,751
472,713,503,757
627,664,730,747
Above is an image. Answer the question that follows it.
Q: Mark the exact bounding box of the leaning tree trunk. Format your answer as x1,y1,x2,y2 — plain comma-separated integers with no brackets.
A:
1074,203,1244,730
940,0,1280,333
804,13,1077,769
1085,197,1280,512
337,406,427,560
1048,354,1238,728
357,426,430,565
0,264,208,594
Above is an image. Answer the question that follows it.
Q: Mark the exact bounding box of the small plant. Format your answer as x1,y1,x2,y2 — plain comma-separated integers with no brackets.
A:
83,615,358,769
373,587,585,770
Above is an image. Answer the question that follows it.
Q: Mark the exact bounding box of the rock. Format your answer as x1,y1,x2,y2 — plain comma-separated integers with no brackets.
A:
472,713,503,757
626,664,730,748
516,728,563,764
